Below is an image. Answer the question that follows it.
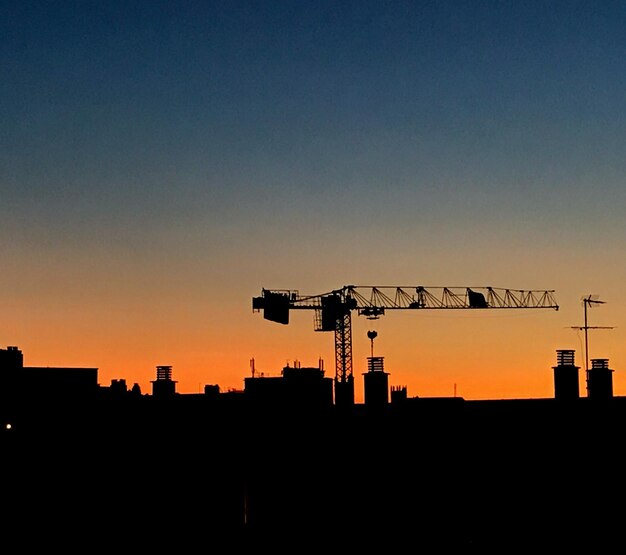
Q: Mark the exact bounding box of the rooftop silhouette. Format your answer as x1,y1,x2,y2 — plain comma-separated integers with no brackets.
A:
1,344,623,548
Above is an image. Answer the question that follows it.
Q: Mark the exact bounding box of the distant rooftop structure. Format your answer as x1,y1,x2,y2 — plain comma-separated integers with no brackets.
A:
151,365,177,398
0,345,98,400
244,360,333,409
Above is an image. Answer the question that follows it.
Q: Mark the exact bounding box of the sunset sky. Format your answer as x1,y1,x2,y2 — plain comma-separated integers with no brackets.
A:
3,1,626,402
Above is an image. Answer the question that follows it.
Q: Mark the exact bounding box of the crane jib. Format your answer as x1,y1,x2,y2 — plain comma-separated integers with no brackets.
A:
252,285,558,321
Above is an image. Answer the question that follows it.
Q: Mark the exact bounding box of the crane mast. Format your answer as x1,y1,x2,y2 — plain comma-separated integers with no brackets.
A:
252,285,559,406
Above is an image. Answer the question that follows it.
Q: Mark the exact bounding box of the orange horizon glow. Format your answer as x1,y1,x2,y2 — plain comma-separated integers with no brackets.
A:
7,290,622,404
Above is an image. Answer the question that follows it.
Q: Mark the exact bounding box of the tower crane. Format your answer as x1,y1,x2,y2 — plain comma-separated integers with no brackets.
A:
252,285,559,406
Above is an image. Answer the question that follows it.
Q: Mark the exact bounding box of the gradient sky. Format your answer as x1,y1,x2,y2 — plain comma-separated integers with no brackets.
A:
3,1,626,401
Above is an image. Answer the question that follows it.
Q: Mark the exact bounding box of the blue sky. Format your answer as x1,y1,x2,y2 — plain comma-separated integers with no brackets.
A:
2,1,626,397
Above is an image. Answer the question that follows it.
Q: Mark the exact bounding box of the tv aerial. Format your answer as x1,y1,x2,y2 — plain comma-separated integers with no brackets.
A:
570,294,615,373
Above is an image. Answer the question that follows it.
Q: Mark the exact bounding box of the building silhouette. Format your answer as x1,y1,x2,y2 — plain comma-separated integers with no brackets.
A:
1,344,623,548
244,360,333,410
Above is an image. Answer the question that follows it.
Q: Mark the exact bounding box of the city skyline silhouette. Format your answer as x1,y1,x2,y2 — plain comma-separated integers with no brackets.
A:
2,342,624,547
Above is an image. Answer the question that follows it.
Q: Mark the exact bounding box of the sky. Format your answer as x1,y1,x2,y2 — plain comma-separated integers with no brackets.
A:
2,0,626,402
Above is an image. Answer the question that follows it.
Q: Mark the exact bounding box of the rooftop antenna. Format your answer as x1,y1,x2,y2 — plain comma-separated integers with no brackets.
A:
570,295,614,374
367,330,378,358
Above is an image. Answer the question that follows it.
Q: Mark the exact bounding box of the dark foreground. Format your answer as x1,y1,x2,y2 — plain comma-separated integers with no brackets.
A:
3,395,624,550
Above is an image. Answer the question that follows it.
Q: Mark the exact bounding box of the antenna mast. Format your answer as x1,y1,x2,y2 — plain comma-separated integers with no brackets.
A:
571,295,614,373
367,330,377,358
